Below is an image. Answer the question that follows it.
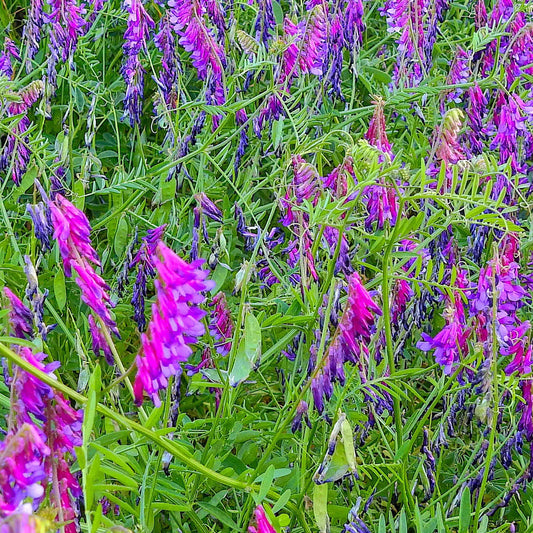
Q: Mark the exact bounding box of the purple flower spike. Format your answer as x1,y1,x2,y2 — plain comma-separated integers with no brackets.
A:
121,0,154,125
444,47,470,105
195,192,223,223
0,424,49,515
311,272,381,413
365,97,393,157
22,0,44,70
3,288,34,340
235,108,249,174
47,0,87,63
27,202,53,251
418,270,470,374
50,194,119,350
154,13,180,111
299,5,327,76
134,242,215,406
254,0,275,49
209,292,233,356
169,0,226,80
0,80,44,185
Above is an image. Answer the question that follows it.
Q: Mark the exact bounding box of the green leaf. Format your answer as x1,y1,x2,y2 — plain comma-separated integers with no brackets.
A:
83,365,101,442
197,502,238,529
458,487,471,533
229,313,262,386
272,489,291,514
256,464,275,503
114,216,129,257
54,268,67,310
313,482,329,533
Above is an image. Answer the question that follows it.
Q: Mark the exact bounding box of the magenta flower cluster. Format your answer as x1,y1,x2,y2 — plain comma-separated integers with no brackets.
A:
50,194,119,360
134,241,214,406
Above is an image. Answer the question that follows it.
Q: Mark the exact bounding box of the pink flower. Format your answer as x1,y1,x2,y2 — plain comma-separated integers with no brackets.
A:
3,288,33,340
134,242,214,406
365,97,393,156
249,505,276,533
50,194,118,340
0,424,49,515
299,5,327,76
340,271,382,347
209,292,233,356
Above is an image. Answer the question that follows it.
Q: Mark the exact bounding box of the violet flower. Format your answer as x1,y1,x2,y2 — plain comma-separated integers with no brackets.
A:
382,0,426,87
50,194,119,355
489,92,532,173
418,272,470,374
209,292,233,356
0,424,48,515
299,5,327,76
323,14,344,100
129,225,167,329
27,201,53,251
154,13,180,111
47,0,86,63
291,400,311,433
444,47,470,105
280,155,321,226
312,272,381,412
234,108,249,175
3,288,33,340
254,0,275,49
195,192,223,223
133,242,214,406
463,83,487,155
1,80,44,185
22,0,44,71
121,0,154,126
168,0,226,80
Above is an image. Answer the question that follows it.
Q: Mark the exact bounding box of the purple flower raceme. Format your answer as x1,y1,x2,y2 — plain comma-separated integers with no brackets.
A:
444,46,470,106
505,14,533,87
3,341,83,531
133,242,214,406
209,291,233,356
418,269,470,374
254,0,275,49
364,98,399,230
22,0,45,71
312,272,382,413
169,0,226,80
27,201,53,251
299,5,327,76
50,194,119,359
46,0,86,95
121,0,154,126
382,0,426,87
3,288,34,340
463,83,487,155
129,225,167,331
0,80,44,185
280,155,321,226
154,13,180,112
0,424,49,515
0,39,20,78
488,92,532,173
234,108,249,175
